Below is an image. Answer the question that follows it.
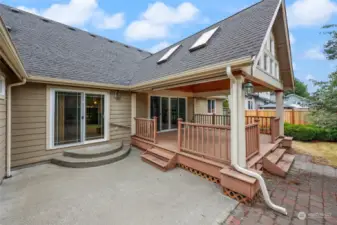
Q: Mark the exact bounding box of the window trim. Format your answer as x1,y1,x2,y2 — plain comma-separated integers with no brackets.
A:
0,76,6,99
207,99,216,114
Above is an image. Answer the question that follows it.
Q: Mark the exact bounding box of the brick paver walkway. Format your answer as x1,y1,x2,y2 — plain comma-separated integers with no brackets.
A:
225,154,337,225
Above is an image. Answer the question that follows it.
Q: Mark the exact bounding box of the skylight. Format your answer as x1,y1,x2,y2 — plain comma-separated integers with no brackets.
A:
189,26,219,51
157,44,181,64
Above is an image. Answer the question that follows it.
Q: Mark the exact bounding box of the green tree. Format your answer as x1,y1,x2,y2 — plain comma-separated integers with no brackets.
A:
309,24,337,129
285,78,310,98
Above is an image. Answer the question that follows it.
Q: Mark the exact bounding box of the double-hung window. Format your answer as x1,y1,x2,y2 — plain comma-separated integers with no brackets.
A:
207,99,216,114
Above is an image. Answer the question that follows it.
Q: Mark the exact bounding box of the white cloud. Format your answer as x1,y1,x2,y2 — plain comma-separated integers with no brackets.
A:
17,6,39,15
125,2,199,41
287,0,337,28
306,74,315,81
289,32,295,45
149,41,170,53
17,0,124,30
292,62,297,71
304,48,325,60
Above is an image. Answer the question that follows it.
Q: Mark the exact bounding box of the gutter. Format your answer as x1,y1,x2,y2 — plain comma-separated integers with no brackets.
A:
226,66,287,215
6,78,27,178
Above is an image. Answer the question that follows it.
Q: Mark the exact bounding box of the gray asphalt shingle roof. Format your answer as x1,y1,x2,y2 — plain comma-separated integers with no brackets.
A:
0,0,280,86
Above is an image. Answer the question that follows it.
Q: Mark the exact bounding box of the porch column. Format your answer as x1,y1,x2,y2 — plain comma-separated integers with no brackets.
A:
131,93,136,135
230,75,246,168
275,91,284,137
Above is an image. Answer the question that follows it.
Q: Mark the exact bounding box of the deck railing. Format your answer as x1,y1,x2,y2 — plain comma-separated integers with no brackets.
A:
271,117,280,142
193,114,231,126
245,123,260,160
134,117,157,143
245,116,274,134
178,119,231,163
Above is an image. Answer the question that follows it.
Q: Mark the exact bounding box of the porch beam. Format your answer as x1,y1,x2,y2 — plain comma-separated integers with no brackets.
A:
131,93,136,135
275,91,284,136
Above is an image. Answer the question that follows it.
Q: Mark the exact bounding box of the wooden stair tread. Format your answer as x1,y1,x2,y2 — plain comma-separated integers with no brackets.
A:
147,147,174,159
256,164,263,171
266,148,286,164
141,153,168,168
276,154,295,173
247,138,283,168
220,167,257,184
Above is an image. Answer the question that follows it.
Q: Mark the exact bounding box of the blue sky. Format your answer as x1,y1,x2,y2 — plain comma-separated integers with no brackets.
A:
1,0,337,92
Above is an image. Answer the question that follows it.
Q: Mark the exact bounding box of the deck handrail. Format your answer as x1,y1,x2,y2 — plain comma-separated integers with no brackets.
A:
134,117,157,143
245,116,274,135
193,114,231,126
178,119,231,164
245,123,260,160
271,117,280,143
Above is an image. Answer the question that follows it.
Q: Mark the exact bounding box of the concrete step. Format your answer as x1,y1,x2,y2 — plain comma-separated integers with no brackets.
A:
51,145,131,168
266,148,286,164
63,142,123,158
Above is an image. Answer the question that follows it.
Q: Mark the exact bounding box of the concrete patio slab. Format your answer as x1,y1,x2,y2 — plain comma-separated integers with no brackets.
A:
0,148,237,225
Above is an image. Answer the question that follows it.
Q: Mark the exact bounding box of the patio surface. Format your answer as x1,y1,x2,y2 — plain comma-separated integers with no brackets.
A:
224,154,337,225
0,148,237,225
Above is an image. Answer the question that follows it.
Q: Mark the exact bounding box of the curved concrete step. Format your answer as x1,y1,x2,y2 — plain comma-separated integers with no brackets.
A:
63,142,123,158
51,145,131,168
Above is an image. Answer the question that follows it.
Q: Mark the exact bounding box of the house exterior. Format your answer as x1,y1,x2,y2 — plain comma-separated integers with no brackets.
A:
0,0,294,214
284,94,311,108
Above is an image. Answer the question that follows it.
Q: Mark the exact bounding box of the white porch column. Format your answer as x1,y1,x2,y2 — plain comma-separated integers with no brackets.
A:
131,93,136,135
275,91,284,137
230,76,246,167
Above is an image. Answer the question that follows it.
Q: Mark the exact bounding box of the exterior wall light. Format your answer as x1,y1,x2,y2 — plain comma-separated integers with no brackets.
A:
243,82,254,94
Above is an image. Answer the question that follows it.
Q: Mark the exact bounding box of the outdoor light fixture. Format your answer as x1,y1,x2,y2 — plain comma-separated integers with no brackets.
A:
243,82,254,94
114,90,121,100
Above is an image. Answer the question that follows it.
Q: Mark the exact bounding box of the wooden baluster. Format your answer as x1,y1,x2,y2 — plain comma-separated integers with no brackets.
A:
218,128,221,159
177,118,182,151
196,126,199,153
202,127,204,154
212,128,215,157
153,117,157,143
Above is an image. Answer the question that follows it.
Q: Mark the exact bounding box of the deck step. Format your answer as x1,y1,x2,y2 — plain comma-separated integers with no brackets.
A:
141,153,169,171
63,142,123,158
147,147,175,160
51,145,131,168
266,148,286,164
263,150,295,178
276,154,295,174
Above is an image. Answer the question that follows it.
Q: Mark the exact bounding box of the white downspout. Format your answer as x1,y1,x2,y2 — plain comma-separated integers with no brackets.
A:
6,78,26,178
226,66,287,215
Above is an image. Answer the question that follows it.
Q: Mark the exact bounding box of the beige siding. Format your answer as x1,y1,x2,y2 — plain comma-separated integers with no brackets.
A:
187,97,194,122
110,91,131,143
0,70,6,182
11,83,131,167
195,98,224,115
136,93,148,118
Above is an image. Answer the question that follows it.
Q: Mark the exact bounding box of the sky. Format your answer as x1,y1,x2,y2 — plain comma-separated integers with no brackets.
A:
1,0,337,92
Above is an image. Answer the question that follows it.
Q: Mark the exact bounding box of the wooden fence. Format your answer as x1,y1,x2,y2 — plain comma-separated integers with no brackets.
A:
178,120,231,164
245,109,309,125
134,117,157,143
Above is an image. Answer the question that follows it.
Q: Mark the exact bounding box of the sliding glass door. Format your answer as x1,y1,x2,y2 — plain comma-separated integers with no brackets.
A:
150,96,187,131
85,94,105,141
52,90,107,148
54,91,82,146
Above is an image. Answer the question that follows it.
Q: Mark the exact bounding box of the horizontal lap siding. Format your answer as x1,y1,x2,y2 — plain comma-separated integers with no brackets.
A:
136,93,148,118
11,83,59,167
110,91,131,143
0,90,5,182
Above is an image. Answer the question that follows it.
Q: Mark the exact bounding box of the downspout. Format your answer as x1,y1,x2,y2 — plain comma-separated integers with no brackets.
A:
6,78,27,178
226,66,287,215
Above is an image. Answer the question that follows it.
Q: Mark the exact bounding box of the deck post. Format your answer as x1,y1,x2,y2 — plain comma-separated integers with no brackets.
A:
131,93,136,135
153,116,157,144
177,118,183,151
275,91,284,137
270,117,276,143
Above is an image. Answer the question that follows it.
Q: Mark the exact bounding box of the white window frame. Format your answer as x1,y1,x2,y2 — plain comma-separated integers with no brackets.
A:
48,87,110,150
257,32,279,79
207,99,216,114
0,76,6,99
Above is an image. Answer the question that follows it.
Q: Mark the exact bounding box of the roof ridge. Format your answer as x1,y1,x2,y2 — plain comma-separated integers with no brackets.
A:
0,3,152,55
144,0,265,58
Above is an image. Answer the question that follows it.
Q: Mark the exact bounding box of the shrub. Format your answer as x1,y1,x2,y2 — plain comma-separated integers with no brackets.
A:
284,123,337,142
